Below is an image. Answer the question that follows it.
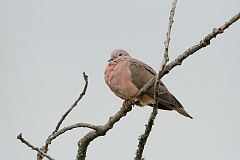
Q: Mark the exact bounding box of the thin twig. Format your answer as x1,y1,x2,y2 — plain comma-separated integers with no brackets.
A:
76,104,133,160
37,72,89,160
17,133,55,160
134,106,158,160
136,12,240,105
135,1,178,159
136,12,240,103
163,11,240,77
135,0,178,100
53,72,89,134
155,0,177,88
46,123,99,144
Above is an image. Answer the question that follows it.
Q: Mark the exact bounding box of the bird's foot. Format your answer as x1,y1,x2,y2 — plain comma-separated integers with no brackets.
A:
123,97,136,108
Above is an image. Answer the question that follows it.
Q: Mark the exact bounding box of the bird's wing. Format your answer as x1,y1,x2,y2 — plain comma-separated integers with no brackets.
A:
129,58,192,118
129,58,156,90
129,58,170,99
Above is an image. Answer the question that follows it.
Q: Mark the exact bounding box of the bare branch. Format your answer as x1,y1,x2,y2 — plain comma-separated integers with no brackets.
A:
53,72,89,134
46,123,99,145
135,9,239,160
136,77,155,100
37,72,89,160
76,104,133,160
136,11,240,105
17,133,55,160
135,1,178,159
155,0,177,96
163,11,240,76
135,0,177,101
134,106,158,160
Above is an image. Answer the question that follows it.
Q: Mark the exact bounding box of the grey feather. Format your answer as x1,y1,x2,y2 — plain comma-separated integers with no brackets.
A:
129,58,193,118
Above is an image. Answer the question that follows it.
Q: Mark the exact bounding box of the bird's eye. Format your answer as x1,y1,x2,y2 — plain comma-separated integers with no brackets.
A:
119,53,122,56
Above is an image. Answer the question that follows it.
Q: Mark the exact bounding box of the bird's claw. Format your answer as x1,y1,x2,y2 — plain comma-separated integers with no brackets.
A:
123,97,136,108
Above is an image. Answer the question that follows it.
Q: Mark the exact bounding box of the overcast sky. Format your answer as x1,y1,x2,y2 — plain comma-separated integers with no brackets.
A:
1,0,240,160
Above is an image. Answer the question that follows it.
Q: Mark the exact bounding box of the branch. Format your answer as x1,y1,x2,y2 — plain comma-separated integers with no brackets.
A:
135,0,177,100
46,123,99,145
134,106,158,160
155,0,177,95
163,11,240,76
76,104,133,160
17,133,55,160
53,72,89,134
135,0,177,159
34,72,88,160
17,71,132,160
136,11,240,105
135,9,239,160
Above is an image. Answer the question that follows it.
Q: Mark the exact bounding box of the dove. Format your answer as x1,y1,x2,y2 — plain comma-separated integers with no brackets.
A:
104,49,192,119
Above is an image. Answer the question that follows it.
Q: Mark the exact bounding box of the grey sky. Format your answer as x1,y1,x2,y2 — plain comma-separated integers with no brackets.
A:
1,0,240,159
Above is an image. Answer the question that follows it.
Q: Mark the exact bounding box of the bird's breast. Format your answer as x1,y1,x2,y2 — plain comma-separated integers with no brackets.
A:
104,60,139,100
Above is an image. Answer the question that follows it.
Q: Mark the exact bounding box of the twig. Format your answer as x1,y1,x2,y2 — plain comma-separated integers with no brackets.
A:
163,11,240,77
155,0,177,96
135,8,240,160
135,1,177,159
136,11,240,105
47,123,99,144
76,104,133,160
136,77,155,99
135,0,178,100
17,133,55,160
134,106,158,160
37,72,89,160
53,72,89,134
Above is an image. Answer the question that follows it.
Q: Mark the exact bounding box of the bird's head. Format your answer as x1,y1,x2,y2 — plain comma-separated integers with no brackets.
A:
108,49,130,62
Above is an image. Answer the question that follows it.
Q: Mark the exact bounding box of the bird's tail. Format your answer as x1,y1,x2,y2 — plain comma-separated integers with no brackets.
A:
156,93,193,119
151,103,193,119
175,107,193,119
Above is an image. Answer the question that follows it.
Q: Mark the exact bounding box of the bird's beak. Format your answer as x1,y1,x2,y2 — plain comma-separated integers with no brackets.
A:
108,58,113,62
